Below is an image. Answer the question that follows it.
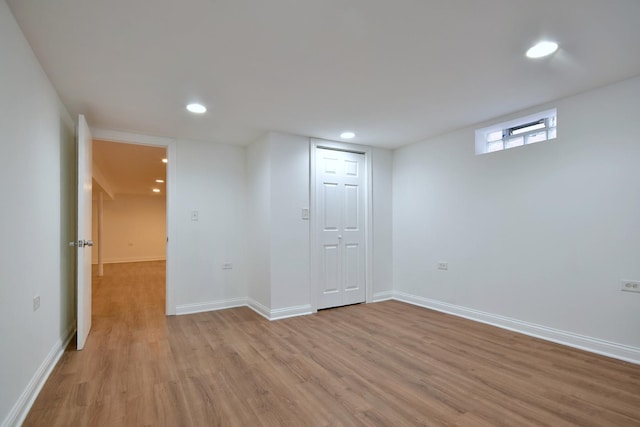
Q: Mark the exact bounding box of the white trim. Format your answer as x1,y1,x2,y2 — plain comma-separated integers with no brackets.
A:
91,128,175,146
176,297,247,315
165,141,177,315
89,128,177,315
246,300,312,321
176,298,313,321
309,141,318,313
309,139,374,312
270,305,313,320
393,291,640,365
2,327,75,427
373,291,394,302
247,299,271,320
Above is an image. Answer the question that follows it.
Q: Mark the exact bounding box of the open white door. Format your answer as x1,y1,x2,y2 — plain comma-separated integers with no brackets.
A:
71,115,93,350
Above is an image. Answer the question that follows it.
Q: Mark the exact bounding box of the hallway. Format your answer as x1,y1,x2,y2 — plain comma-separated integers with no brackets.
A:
24,261,168,426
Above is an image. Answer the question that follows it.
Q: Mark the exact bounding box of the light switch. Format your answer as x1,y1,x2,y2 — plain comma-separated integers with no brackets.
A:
302,208,310,220
191,211,199,221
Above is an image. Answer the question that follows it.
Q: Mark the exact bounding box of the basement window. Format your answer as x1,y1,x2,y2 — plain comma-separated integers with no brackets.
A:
475,109,557,155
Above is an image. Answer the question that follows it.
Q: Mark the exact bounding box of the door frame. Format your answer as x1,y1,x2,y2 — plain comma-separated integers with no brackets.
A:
309,138,373,312
91,128,177,315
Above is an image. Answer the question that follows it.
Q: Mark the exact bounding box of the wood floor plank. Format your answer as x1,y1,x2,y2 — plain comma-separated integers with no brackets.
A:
22,261,640,426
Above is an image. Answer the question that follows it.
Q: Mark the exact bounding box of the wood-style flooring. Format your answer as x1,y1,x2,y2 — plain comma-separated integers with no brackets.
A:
24,261,640,426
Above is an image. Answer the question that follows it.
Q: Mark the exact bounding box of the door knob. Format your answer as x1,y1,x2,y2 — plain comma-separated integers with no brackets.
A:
69,240,94,248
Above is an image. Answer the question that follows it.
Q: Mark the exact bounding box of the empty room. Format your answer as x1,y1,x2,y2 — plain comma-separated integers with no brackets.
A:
1,1,639,426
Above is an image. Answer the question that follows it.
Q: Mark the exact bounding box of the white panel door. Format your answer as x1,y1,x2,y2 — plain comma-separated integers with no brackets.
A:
316,148,366,309
74,115,93,350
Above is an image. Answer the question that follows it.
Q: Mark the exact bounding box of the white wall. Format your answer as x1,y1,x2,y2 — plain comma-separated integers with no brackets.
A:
246,134,271,310
172,139,247,313
393,75,640,359
269,133,311,313
372,148,393,299
92,194,166,264
0,2,76,425
246,132,311,317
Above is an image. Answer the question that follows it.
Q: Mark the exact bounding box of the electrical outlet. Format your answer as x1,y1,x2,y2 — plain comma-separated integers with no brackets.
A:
437,262,449,270
621,280,640,293
33,295,40,312
222,263,233,270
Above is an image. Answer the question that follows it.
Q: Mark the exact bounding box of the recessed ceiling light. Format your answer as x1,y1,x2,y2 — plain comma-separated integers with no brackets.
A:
152,188,161,193
186,103,207,114
162,158,168,164
155,179,165,183
526,41,559,58
340,131,355,139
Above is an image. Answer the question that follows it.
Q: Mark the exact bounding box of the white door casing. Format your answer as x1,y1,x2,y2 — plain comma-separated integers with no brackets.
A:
75,115,93,350
312,141,371,310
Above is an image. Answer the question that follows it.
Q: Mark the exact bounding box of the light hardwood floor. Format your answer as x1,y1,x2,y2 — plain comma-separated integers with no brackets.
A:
24,261,640,426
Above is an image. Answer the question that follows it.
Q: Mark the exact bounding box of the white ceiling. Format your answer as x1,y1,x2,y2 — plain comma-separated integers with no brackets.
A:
7,0,640,149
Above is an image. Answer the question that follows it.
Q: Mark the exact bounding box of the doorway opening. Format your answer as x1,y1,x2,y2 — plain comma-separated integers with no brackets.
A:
91,140,168,316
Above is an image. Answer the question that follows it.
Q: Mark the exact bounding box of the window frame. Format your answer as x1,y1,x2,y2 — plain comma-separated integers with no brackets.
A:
475,109,557,155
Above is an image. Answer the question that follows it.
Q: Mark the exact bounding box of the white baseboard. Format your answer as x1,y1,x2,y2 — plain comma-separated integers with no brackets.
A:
393,291,640,365
244,299,312,321
176,297,312,321
373,291,394,302
247,299,271,320
2,326,75,427
270,304,313,320
176,297,247,315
